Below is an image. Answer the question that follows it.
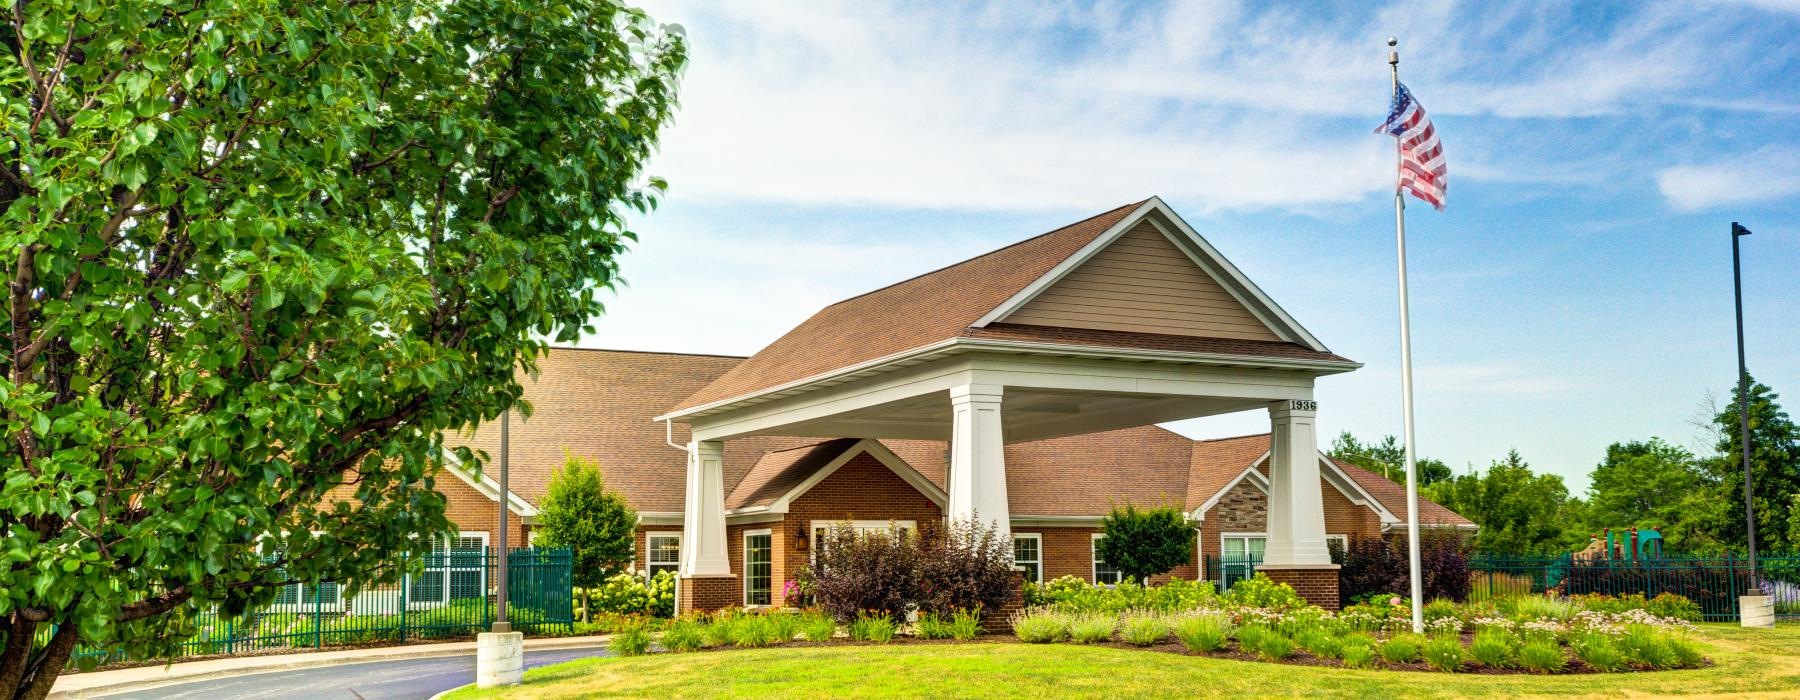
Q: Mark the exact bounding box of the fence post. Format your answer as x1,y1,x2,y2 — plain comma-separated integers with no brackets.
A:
227,616,235,656
313,582,323,649
401,556,409,643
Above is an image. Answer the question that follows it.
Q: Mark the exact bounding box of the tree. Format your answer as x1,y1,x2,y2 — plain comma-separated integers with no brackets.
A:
1096,504,1194,584
1327,432,1452,487
1583,438,1704,535
1425,450,1582,555
1696,376,1800,552
534,455,636,621
0,2,684,696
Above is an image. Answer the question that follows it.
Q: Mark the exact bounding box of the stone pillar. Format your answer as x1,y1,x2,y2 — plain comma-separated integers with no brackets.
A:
1257,399,1339,609
1742,594,1776,628
475,631,523,688
948,384,1010,542
678,440,735,613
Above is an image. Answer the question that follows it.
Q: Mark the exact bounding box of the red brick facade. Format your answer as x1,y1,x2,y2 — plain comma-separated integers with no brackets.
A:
437,473,530,550
1255,567,1341,611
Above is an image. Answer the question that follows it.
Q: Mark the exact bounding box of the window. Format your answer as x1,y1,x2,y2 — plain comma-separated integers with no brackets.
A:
1326,534,1348,563
1092,534,1123,585
1220,534,1266,590
408,532,488,606
810,520,917,562
744,530,773,606
645,533,682,577
272,581,341,611
1012,534,1042,584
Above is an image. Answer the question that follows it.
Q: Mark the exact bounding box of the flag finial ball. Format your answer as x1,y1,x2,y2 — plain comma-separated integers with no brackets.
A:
1387,37,1397,47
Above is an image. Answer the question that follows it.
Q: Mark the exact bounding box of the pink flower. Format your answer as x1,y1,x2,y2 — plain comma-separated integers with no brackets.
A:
1388,596,1402,607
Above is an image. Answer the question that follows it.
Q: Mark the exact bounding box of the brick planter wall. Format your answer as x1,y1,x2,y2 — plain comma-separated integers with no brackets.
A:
678,575,740,614
1255,566,1341,611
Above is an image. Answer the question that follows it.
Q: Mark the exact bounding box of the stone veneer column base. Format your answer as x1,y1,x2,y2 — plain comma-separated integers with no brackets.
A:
1255,565,1341,611
678,575,740,615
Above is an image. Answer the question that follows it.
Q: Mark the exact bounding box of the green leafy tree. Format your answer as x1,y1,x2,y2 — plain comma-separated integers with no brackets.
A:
1425,450,1581,555
534,455,636,621
1583,438,1704,537
1697,376,1800,552
1096,504,1194,583
0,1,684,696
1327,432,1452,487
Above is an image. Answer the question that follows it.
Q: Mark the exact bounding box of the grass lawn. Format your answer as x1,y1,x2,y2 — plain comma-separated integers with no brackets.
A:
446,623,1800,699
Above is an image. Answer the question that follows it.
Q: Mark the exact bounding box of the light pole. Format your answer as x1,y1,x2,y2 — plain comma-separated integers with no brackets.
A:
477,407,525,685
496,409,511,632
1733,221,1774,628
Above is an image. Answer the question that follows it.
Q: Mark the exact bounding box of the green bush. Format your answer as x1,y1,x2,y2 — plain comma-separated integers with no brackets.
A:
1618,624,1673,669
1013,611,1069,643
1173,614,1228,652
1422,636,1465,672
1469,629,1516,668
589,571,677,618
1225,574,1306,611
734,615,774,648
609,623,652,656
661,620,704,653
1647,594,1704,623
703,616,738,647
1517,639,1567,673
1422,599,1459,623
849,612,896,643
1572,633,1626,672
1338,634,1378,668
800,612,838,642
1120,615,1169,647
1497,595,1576,621
1069,615,1116,644
1023,576,1218,614
768,613,799,643
1379,633,1423,663
915,612,952,640
949,609,983,640
1293,628,1342,659
1250,629,1293,660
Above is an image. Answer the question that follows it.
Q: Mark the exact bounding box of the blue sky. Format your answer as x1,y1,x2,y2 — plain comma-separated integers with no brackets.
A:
592,1,1800,493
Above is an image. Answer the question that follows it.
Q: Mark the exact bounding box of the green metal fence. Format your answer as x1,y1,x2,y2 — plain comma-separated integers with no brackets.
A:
1470,553,1800,622
1204,554,1264,592
70,547,572,665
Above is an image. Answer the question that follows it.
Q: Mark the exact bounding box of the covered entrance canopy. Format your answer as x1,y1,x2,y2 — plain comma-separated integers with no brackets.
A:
657,198,1360,597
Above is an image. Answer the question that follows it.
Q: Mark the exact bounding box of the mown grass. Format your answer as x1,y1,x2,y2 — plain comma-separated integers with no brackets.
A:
445,623,1800,699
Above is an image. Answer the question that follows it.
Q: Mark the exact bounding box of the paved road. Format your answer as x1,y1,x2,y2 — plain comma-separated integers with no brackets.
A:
100,646,611,700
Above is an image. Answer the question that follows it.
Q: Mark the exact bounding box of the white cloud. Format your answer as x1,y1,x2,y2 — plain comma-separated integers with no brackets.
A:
1657,147,1800,210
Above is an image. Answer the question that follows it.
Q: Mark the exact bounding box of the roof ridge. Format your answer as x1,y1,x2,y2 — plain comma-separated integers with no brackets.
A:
819,199,1150,310
1191,431,1273,444
544,346,750,360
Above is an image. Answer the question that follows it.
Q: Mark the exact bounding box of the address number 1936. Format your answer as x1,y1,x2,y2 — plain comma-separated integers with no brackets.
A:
1288,400,1318,411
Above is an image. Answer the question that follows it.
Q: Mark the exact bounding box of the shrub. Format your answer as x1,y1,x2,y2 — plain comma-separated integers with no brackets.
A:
1498,595,1576,621
1024,576,1218,615
1338,533,1471,606
1120,614,1169,646
915,519,1017,617
1252,630,1293,660
799,612,838,642
1096,504,1196,583
1225,574,1306,611
1517,639,1567,673
703,616,738,647
734,615,774,648
609,623,653,657
1422,598,1459,623
767,613,799,643
1469,629,1516,668
1173,614,1229,652
915,612,951,640
535,455,637,621
1379,633,1423,663
805,522,921,623
590,570,677,618
1338,634,1379,668
661,620,704,653
1421,636,1465,672
1293,628,1342,659
1618,624,1674,669
1647,593,1703,623
1571,633,1626,672
949,608,983,640
1012,610,1068,643
848,612,896,643
1069,615,1117,644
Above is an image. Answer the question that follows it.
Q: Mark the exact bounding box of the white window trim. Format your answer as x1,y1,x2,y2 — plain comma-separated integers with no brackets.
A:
406,531,489,610
643,531,682,578
743,528,774,607
1326,534,1348,555
1219,532,1266,587
264,530,344,613
1012,533,1043,584
809,520,917,564
1091,533,1125,586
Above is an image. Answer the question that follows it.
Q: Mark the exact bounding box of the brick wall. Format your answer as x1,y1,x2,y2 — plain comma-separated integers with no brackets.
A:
775,452,942,607
677,576,740,614
1019,526,1199,585
438,473,529,549
1255,567,1340,611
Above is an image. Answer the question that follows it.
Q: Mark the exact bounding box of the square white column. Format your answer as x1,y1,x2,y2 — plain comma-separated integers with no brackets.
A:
1262,399,1333,566
948,383,1011,541
679,440,731,576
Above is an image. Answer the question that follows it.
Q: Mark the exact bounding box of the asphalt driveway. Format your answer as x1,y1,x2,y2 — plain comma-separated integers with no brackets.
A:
99,646,610,700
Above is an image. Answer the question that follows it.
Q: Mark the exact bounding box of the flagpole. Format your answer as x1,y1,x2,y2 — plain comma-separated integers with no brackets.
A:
1388,36,1426,635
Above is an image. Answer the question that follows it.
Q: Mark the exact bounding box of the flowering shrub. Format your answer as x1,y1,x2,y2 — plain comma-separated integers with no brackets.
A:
802,523,921,623
588,570,676,618
1024,576,1217,613
915,519,1016,617
1224,574,1306,611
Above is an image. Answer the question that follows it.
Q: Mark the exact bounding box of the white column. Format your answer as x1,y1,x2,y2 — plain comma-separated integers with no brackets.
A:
678,439,731,577
1262,399,1333,566
947,383,1010,541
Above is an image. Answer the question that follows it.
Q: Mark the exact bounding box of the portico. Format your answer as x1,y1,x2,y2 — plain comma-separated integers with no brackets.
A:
657,198,1362,610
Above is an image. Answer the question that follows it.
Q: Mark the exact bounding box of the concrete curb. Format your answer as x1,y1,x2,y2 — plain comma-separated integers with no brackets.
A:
49,635,611,699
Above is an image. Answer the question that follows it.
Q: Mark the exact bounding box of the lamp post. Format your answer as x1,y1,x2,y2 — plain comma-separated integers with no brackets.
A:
1733,221,1774,628
477,407,526,684
496,409,511,632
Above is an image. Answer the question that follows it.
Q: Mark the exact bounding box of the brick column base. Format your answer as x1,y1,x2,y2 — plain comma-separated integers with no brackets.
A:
983,572,1026,634
1255,565,1341,611
678,575,739,615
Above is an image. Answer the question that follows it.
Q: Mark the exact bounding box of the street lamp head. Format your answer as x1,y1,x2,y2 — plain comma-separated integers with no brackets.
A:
1733,222,1752,237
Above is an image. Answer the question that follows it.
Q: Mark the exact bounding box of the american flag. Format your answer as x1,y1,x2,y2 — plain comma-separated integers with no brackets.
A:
1375,82,1446,210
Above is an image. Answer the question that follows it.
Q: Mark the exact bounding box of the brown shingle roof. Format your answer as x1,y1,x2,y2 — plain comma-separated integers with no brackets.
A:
1334,459,1476,527
1185,434,1276,510
668,201,1148,412
1002,425,1196,516
724,439,858,510
964,324,1352,364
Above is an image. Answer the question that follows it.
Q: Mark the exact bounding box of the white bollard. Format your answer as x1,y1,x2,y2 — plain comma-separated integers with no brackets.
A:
476,631,525,688
1740,595,1776,629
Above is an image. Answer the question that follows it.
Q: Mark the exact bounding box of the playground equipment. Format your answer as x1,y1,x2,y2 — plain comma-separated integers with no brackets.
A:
1576,526,1664,563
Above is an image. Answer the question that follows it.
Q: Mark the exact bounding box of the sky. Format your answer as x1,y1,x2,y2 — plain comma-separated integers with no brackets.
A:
582,0,1800,494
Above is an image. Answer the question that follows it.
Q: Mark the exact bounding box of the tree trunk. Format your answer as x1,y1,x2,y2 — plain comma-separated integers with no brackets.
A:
15,624,77,700
0,617,77,700
582,587,591,623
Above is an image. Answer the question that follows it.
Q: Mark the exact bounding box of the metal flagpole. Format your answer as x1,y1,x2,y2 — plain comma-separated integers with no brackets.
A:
1388,36,1426,635
1732,222,1758,595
